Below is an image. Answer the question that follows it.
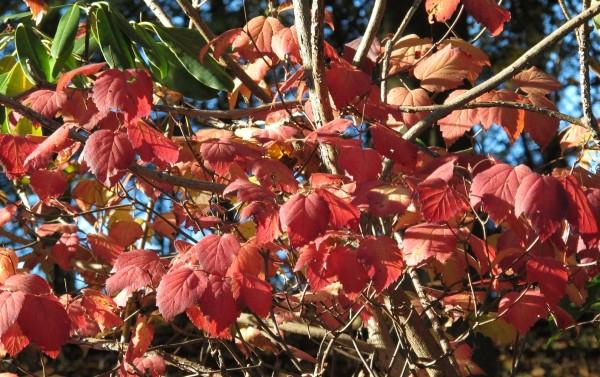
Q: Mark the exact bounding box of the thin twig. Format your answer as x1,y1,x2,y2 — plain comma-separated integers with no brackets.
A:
143,0,174,27
353,0,387,67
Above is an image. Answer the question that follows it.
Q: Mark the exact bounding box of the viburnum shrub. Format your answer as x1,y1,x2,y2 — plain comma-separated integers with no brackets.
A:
0,0,599,376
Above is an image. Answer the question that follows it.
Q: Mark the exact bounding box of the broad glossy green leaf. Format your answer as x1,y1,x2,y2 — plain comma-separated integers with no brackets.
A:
15,24,52,83
91,5,135,69
150,42,217,99
50,4,80,75
145,23,233,92
0,61,35,96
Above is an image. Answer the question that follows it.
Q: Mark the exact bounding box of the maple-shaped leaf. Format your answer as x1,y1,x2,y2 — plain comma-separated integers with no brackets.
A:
338,144,382,184
357,237,405,292
56,62,106,91
193,234,240,276
280,192,330,246
328,247,370,295
24,124,74,170
106,250,167,295
92,69,153,120
156,266,207,321
403,223,457,266
126,119,179,167
315,188,359,229
325,60,371,108
294,242,336,291
462,0,511,36
224,178,275,203
109,220,144,248
438,90,477,146
413,45,483,92
425,0,460,23
521,94,559,149
251,159,298,193
514,173,569,240
232,16,284,57
387,87,432,126
477,90,525,142
88,234,124,265
272,26,300,63
511,67,561,95
526,257,568,304
199,137,264,173
21,89,67,118
231,272,272,317
0,135,40,178
0,274,70,355
240,201,281,243
29,170,68,201
80,290,122,331
81,130,134,187
196,275,240,336
1,322,29,357
417,178,468,223
470,163,532,222
369,125,418,172
499,290,548,335
388,34,433,75
562,175,599,245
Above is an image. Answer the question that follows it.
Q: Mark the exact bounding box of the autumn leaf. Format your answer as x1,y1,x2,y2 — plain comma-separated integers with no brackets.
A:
414,45,483,92
126,119,180,167
403,223,457,266
462,0,511,36
499,290,548,335
29,170,68,201
280,192,330,246
526,257,568,304
92,69,153,120
106,250,167,295
81,130,134,187
0,135,40,179
511,67,561,95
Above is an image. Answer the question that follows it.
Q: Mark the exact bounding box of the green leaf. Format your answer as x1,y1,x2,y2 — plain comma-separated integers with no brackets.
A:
144,23,234,92
0,60,35,96
2,109,42,136
15,24,52,83
91,5,135,69
50,4,80,75
150,42,218,99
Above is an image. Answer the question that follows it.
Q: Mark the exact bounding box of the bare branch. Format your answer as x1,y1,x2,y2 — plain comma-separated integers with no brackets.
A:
353,0,387,67
143,0,174,27
577,0,597,134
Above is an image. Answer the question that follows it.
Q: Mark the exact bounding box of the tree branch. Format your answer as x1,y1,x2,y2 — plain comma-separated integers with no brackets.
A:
154,100,303,120
577,0,597,134
403,1,600,142
143,0,174,27
176,0,273,103
353,0,387,67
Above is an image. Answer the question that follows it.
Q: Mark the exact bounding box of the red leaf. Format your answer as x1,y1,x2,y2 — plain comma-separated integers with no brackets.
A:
0,135,39,179
21,89,67,118
526,257,568,304
315,188,360,229
521,94,559,149
514,174,569,240
462,0,511,36
88,234,124,265
131,355,166,377
403,224,457,266
417,178,468,223
29,170,68,201
0,291,26,337
328,247,369,295
18,295,70,353
126,119,179,166
0,249,18,284
2,274,51,295
511,67,561,95
357,237,405,292
106,250,167,295
232,16,284,57
127,315,154,360
325,60,371,108
251,159,298,193
413,45,483,92
109,221,144,248
81,130,134,187
425,0,460,23
470,163,532,222
0,205,17,228
387,87,432,127
197,276,240,336
231,273,272,317
272,26,300,63
23,0,48,20
224,178,275,202
200,28,242,62
561,177,599,248
499,291,548,335
280,193,330,246
194,234,240,276
338,145,382,184
294,242,335,291
156,266,207,321
477,90,525,142
24,124,74,170
240,201,281,243
57,62,106,91
439,90,476,146
80,290,122,331
92,69,153,120
369,125,418,172
1,323,29,357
